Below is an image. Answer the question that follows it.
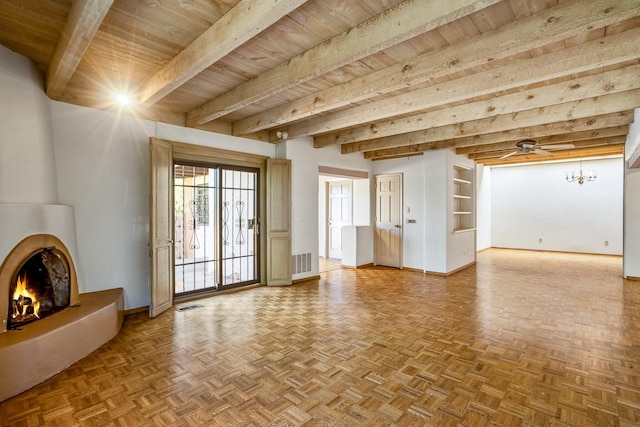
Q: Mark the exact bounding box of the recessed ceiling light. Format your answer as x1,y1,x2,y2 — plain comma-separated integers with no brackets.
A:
115,92,132,107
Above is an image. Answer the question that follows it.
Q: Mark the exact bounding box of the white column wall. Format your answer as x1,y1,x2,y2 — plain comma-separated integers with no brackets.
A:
445,151,476,273
0,46,58,203
286,138,372,279
625,108,640,278
353,179,370,226
423,151,448,273
476,163,492,251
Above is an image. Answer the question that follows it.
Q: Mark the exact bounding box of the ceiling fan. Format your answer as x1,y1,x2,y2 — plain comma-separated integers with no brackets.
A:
500,139,576,159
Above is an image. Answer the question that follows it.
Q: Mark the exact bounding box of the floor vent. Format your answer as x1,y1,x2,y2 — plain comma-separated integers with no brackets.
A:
176,304,204,312
292,253,312,274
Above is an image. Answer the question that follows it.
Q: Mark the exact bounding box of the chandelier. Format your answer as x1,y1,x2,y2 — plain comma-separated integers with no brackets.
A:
565,159,597,185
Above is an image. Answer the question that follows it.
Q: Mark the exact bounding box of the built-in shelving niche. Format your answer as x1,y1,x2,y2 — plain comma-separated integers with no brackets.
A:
453,164,474,232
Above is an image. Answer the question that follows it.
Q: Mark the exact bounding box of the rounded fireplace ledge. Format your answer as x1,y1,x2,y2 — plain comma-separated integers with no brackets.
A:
0,288,124,402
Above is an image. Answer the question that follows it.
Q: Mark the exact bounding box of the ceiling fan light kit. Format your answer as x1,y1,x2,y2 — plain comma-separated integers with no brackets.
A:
500,139,576,159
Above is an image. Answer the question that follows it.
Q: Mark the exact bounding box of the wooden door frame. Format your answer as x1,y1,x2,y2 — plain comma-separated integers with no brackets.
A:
149,137,269,316
173,161,262,295
318,166,369,261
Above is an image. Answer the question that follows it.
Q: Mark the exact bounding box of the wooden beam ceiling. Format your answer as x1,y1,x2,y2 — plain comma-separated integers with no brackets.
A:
138,0,308,105
186,0,502,127
478,145,625,166
46,0,113,98
1,0,638,165
301,1,640,143
360,111,635,159
456,126,630,156
234,0,626,136
345,90,639,155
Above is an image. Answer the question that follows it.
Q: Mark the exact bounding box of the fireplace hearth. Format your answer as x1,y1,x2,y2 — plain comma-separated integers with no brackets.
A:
0,232,123,402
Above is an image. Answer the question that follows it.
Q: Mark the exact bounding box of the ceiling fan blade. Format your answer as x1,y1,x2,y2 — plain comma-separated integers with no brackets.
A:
539,143,575,150
533,149,552,156
500,150,519,159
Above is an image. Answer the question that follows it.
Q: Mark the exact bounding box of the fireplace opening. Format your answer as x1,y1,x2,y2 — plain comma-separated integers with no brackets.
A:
7,247,70,330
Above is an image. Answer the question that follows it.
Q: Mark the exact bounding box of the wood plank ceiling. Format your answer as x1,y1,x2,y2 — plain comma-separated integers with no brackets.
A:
1,0,638,165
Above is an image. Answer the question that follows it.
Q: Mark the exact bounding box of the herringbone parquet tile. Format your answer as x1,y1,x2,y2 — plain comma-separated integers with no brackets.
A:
1,249,640,426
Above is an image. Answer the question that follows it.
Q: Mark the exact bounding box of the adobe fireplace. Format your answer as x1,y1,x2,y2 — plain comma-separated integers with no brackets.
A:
0,233,80,334
0,46,124,402
8,246,71,330
0,230,123,403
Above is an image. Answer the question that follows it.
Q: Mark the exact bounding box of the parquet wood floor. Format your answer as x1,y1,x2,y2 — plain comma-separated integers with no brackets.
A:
2,249,640,426
319,257,342,273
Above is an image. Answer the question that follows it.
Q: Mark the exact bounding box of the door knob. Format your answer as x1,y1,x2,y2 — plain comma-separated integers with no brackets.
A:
395,225,401,228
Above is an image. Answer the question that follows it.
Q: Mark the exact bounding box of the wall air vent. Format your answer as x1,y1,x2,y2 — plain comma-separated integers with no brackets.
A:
292,253,312,274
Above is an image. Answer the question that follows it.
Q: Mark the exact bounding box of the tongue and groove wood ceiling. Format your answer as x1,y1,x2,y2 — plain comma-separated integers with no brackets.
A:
1,0,638,165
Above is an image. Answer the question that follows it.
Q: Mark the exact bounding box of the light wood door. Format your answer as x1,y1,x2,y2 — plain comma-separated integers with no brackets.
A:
375,174,402,268
266,159,292,286
149,138,174,317
328,180,352,259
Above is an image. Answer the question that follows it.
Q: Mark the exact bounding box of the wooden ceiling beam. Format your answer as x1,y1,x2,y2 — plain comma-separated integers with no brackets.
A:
467,136,627,160
342,83,640,155
324,62,640,150
295,2,640,142
234,0,640,136
360,111,635,159
186,0,502,127
478,145,624,166
456,126,630,155
46,0,114,99
371,153,424,161
138,0,307,105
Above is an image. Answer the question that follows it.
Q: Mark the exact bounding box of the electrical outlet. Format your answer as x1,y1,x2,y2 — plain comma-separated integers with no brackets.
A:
539,238,543,243
605,240,609,246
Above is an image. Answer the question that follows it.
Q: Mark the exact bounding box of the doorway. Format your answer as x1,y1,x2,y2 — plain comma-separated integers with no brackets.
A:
318,168,371,273
375,173,402,268
174,162,260,296
327,180,353,259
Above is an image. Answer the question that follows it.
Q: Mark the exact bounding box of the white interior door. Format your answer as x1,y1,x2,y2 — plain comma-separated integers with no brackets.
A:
375,174,402,268
328,180,352,259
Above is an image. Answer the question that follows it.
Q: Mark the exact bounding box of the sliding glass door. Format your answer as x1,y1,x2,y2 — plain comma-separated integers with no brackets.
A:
174,162,259,296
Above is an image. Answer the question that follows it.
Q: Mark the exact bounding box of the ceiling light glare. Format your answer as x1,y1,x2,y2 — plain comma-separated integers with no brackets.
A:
115,92,132,107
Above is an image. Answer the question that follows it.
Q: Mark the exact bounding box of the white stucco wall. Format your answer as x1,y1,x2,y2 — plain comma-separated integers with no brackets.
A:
286,138,372,279
372,150,475,274
476,163,492,251
445,151,476,273
625,108,640,278
491,157,624,255
50,102,276,309
0,45,58,204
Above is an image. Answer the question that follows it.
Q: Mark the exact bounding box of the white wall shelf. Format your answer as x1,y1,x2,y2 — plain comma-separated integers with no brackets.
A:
453,164,475,232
